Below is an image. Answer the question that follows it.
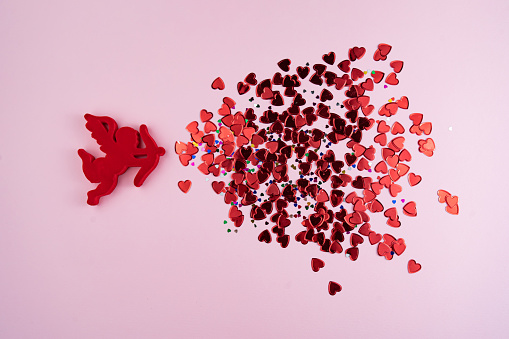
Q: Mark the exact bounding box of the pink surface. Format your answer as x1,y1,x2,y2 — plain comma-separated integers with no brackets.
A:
1,0,509,338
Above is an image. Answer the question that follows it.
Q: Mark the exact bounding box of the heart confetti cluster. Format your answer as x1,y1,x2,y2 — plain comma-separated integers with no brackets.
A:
175,44,457,294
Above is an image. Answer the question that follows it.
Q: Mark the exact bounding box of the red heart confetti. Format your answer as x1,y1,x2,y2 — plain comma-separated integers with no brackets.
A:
211,77,225,90
437,189,451,203
328,281,342,295
385,72,399,85
408,173,422,186
311,258,325,272
178,180,192,193
393,238,406,256
403,201,417,217
408,259,422,273
437,189,459,215
211,181,225,194
175,44,454,294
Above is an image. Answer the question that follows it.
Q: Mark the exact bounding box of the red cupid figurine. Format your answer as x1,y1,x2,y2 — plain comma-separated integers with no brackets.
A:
78,114,165,205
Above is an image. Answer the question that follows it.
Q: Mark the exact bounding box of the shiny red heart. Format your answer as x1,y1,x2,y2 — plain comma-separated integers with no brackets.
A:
420,122,432,135
258,229,272,243
338,59,350,73
384,207,398,220
390,60,403,73
409,113,423,125
397,96,409,109
361,78,374,91
368,231,382,245
328,281,342,295
211,77,225,90
377,120,391,133
408,259,422,273
374,161,388,174
389,136,405,151
218,103,231,116
445,195,458,208
383,233,397,246
403,201,417,217
378,43,392,56
409,125,422,136
351,68,364,81
186,121,199,134
345,247,359,261
386,154,399,168
371,70,384,83
391,122,405,135
211,181,225,194
358,223,371,236
385,72,399,85
393,239,406,256
362,104,374,116
446,204,459,215
399,149,412,162
352,46,366,59
316,189,329,202
200,109,213,122
261,87,273,99
178,180,192,193
244,72,257,85
311,258,325,272
350,233,364,247
389,183,402,197
377,242,392,259
437,189,451,203
237,82,250,95
368,199,384,213
322,51,335,65
396,163,409,176
379,175,392,188
408,173,422,186
374,133,387,146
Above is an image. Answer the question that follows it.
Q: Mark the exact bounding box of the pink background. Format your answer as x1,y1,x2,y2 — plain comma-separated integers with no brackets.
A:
1,0,509,338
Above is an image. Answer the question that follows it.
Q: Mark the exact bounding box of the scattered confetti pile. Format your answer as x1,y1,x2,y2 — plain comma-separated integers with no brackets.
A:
176,44,455,294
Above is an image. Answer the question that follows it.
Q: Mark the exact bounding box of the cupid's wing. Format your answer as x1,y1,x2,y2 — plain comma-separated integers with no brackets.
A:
84,114,117,152
133,125,165,187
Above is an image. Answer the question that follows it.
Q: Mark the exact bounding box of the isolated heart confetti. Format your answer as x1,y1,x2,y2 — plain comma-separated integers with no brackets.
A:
211,77,225,90
175,44,454,294
328,281,342,295
178,180,192,193
311,258,325,272
408,259,422,273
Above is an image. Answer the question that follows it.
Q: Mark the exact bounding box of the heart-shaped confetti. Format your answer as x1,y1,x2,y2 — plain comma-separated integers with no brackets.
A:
389,60,404,73
328,281,342,295
178,180,192,193
258,229,272,243
211,181,225,194
368,231,382,245
445,204,459,215
408,173,422,186
437,189,451,203
311,258,325,272
408,259,422,273
402,201,417,217
211,77,225,90
385,72,399,85
445,195,458,208
393,239,406,255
